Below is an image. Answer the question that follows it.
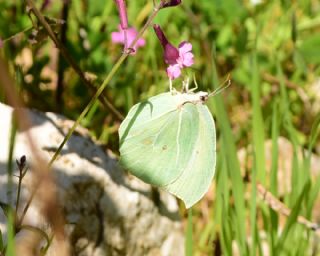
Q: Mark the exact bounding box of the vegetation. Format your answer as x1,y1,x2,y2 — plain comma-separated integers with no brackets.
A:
0,0,320,255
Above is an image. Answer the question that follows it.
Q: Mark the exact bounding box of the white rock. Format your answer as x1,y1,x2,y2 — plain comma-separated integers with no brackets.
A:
0,102,184,256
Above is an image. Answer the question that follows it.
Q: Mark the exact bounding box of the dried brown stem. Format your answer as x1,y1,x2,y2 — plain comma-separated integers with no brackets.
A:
257,183,320,235
56,0,70,112
25,0,124,120
261,72,299,90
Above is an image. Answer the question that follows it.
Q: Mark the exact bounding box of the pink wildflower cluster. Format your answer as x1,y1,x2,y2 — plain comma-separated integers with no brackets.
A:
112,0,193,79
153,24,194,80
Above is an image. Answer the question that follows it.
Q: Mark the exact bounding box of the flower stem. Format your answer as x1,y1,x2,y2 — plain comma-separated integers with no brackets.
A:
25,0,124,120
48,1,164,167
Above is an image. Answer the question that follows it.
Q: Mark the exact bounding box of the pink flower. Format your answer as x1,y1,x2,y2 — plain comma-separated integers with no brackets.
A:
153,24,194,80
167,64,181,80
111,25,145,54
166,41,194,79
176,41,194,67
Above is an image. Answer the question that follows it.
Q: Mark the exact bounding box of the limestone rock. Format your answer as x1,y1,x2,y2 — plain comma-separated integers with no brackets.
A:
0,102,184,256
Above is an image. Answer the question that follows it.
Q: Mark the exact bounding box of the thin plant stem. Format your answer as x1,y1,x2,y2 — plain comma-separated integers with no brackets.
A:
48,1,164,167
25,0,124,120
15,166,24,216
17,183,37,227
19,225,51,247
56,0,70,112
1,26,33,44
0,57,68,254
48,53,127,166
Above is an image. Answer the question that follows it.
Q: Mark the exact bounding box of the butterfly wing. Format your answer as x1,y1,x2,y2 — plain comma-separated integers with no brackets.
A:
163,103,216,208
119,93,199,187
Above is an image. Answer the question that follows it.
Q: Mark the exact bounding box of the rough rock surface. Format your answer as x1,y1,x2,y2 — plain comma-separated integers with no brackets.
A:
0,102,184,256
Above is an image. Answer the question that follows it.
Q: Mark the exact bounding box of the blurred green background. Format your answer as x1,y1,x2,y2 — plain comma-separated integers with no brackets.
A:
1,0,320,255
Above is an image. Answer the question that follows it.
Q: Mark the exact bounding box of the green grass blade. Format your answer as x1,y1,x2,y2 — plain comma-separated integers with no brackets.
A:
276,61,303,205
270,101,280,195
185,208,193,256
209,57,247,255
0,229,3,252
215,143,232,255
249,27,266,255
250,52,266,184
307,112,320,153
198,220,214,253
6,209,15,256
249,166,257,256
269,101,280,254
306,175,320,219
275,181,311,253
221,208,233,256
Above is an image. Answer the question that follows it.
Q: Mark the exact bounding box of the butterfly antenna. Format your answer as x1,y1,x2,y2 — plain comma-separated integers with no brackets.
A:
209,75,232,97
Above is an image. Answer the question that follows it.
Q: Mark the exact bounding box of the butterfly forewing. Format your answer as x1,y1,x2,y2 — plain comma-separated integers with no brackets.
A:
119,93,199,187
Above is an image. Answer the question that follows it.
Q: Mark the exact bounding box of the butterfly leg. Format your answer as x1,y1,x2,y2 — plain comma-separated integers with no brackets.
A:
182,77,190,93
169,79,177,94
187,74,198,93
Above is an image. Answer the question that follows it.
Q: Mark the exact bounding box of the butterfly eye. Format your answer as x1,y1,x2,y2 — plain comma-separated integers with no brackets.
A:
200,95,208,102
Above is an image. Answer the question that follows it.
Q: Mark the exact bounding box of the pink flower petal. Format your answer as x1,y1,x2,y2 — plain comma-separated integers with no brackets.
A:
178,41,192,54
111,31,125,44
111,25,145,53
136,38,146,47
181,52,194,67
126,28,138,45
126,28,145,48
167,64,181,80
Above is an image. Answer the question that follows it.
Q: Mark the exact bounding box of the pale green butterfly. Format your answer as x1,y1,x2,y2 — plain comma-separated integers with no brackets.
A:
119,79,230,208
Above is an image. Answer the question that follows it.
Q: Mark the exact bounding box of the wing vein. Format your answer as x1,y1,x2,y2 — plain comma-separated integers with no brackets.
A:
175,110,183,166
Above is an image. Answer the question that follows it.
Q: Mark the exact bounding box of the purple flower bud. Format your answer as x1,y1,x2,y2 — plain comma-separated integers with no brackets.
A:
153,24,179,65
162,0,182,8
114,0,128,30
